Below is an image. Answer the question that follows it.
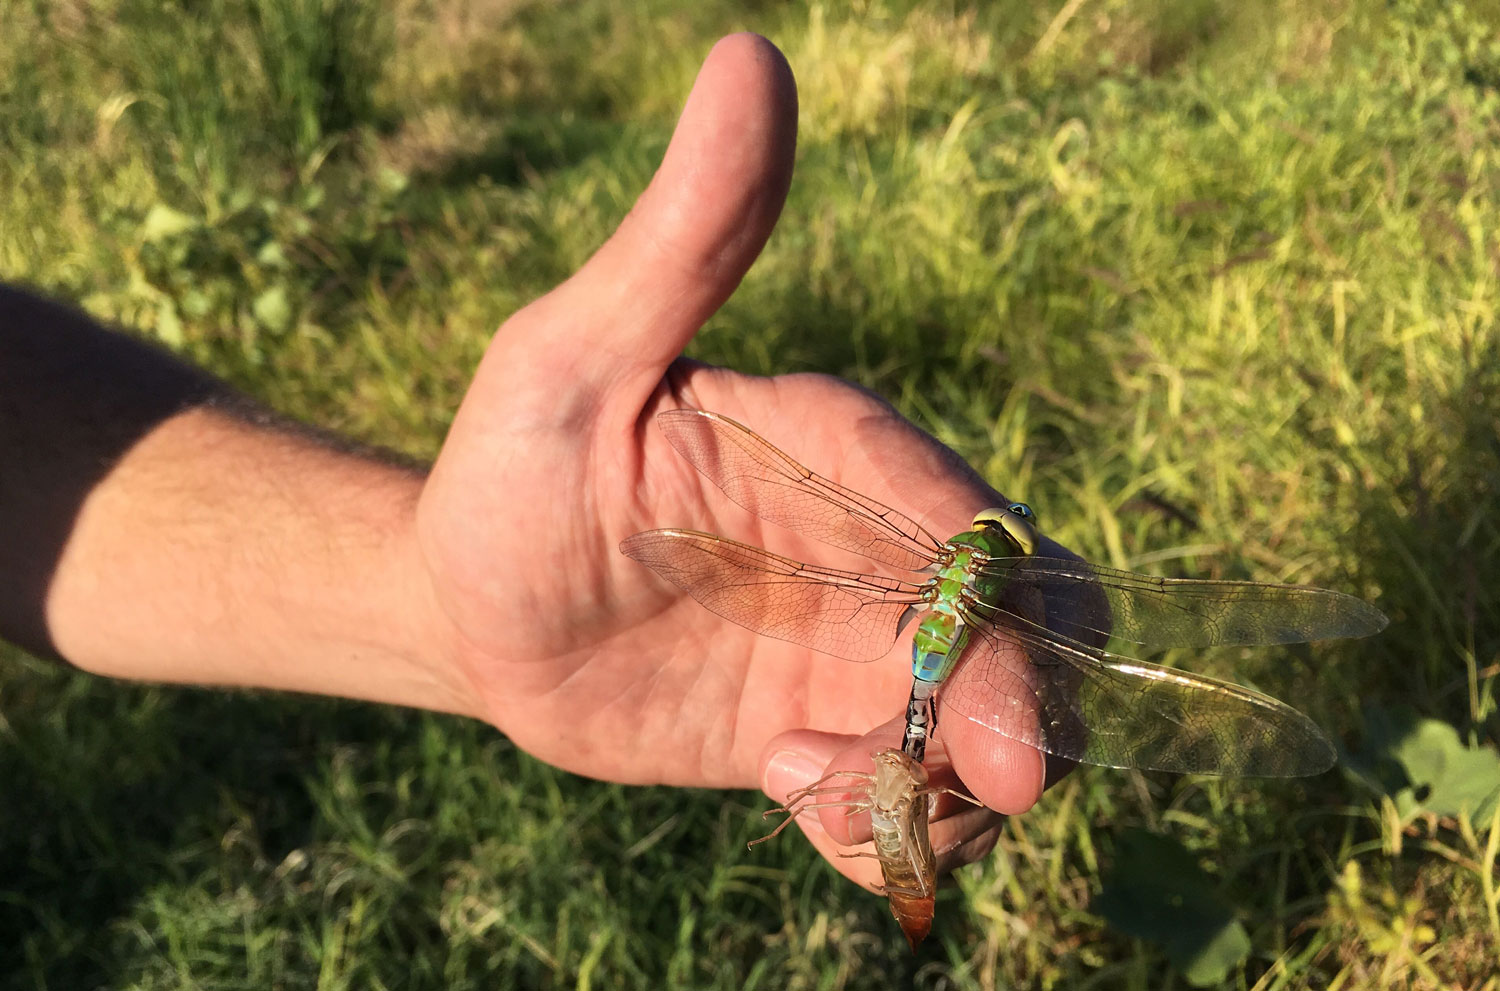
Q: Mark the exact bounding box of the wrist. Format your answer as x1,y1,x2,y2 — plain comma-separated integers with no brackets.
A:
377,491,481,720
46,406,480,720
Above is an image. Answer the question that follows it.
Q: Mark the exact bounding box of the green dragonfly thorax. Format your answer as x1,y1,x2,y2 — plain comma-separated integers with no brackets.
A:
911,516,1034,684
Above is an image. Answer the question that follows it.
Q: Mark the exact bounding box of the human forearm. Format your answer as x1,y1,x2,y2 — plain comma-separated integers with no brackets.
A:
0,286,471,716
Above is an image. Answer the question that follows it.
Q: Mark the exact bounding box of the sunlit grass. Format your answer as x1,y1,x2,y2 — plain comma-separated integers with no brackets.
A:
3,0,1498,987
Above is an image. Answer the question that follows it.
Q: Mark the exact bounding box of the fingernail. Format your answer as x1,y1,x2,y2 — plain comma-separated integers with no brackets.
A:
761,748,825,802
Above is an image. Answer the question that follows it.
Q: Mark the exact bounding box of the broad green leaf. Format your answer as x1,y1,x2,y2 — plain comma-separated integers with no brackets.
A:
1344,706,1500,824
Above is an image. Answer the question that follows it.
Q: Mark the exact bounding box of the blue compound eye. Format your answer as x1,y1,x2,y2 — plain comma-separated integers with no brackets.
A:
1006,502,1037,524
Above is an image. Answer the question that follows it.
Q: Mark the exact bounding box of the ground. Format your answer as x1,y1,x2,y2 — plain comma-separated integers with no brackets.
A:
1,0,1497,987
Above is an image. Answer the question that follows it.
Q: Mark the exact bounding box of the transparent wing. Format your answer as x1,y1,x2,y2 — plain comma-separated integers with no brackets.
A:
620,529,926,662
658,409,946,572
938,619,1336,776
976,556,1388,648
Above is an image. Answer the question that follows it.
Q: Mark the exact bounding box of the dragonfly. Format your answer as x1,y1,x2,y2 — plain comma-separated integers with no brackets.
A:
620,409,1389,776
748,748,973,951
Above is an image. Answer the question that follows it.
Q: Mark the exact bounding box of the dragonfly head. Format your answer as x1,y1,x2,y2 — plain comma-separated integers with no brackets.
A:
971,503,1040,556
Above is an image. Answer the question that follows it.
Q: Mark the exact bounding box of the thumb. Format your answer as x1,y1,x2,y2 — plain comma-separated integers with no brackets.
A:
758,727,889,893
761,728,858,807
481,33,797,414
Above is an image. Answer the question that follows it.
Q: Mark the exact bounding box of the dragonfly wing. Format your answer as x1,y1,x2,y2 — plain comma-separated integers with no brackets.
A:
658,409,946,572
620,529,926,662
976,557,1388,648
938,621,1336,776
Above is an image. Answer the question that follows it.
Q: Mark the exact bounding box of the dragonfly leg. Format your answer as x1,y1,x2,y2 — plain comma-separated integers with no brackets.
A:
748,797,874,849
924,786,985,810
780,770,875,808
762,783,875,822
861,878,932,899
834,849,928,895
898,841,934,898
839,849,933,899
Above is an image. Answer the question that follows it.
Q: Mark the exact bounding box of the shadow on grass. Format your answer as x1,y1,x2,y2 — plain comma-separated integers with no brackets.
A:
0,665,364,985
1341,331,1500,735
0,288,234,659
424,115,635,192
0,659,943,985
708,273,1025,396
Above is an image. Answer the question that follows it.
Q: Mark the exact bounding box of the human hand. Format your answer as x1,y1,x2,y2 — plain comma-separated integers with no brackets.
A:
416,34,1062,889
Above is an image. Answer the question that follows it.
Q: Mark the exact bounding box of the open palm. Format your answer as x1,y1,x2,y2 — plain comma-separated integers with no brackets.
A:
415,35,1050,885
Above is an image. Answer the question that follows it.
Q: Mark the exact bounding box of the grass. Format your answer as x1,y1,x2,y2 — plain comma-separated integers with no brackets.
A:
2,0,1499,986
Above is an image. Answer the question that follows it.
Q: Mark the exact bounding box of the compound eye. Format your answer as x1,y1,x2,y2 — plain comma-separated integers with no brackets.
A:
971,505,1041,556
1007,502,1037,523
